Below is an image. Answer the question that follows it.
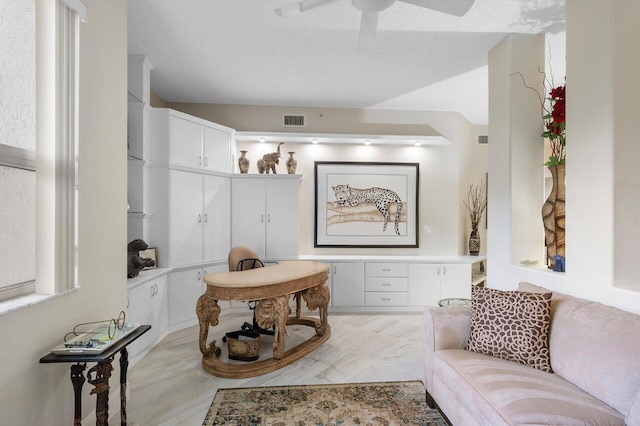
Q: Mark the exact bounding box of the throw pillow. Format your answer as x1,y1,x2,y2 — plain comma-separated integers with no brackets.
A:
467,286,553,372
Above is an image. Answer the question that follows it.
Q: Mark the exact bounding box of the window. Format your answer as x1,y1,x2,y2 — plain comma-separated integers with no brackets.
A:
0,0,85,303
0,0,36,300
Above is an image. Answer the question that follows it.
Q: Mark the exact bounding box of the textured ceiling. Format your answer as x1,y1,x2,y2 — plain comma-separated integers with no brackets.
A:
127,0,565,125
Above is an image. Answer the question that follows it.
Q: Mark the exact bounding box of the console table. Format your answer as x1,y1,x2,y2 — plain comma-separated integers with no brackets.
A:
198,260,330,378
40,325,151,426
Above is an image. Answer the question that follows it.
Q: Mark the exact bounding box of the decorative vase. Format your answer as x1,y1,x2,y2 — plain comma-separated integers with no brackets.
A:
469,226,480,256
542,165,566,268
257,159,266,174
286,152,297,174
238,150,250,173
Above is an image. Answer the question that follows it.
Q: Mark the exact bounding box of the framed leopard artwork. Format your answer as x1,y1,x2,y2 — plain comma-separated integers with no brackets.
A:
314,162,419,247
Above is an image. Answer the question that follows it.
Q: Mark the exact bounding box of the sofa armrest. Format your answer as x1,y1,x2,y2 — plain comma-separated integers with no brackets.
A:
422,305,471,392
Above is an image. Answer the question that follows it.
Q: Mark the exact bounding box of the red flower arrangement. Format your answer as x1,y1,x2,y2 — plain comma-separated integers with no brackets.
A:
541,84,566,166
512,71,566,166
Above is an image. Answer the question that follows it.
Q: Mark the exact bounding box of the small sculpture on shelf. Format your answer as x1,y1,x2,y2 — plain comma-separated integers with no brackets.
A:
286,151,297,174
261,142,284,174
127,239,155,278
238,150,250,173
257,159,266,174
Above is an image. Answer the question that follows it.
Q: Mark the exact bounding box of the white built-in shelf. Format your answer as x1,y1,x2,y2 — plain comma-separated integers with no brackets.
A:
127,212,154,218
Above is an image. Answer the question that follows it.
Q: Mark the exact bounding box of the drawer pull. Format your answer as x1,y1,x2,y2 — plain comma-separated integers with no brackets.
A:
382,298,391,301
382,268,391,272
382,283,391,286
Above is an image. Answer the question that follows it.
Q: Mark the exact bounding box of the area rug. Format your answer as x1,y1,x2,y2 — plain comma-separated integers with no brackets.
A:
203,380,447,426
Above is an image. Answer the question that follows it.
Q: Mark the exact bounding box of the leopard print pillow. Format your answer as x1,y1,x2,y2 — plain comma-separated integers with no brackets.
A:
467,286,553,372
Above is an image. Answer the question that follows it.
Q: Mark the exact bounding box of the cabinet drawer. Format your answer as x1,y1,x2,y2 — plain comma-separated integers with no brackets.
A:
365,277,408,292
365,262,408,277
365,292,408,307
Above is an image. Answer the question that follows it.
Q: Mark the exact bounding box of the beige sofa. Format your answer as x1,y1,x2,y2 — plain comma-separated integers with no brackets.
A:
422,282,640,426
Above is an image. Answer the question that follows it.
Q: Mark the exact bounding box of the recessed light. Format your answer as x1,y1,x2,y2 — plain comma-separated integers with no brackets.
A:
364,139,371,146
415,141,422,147
259,137,266,143
312,138,318,144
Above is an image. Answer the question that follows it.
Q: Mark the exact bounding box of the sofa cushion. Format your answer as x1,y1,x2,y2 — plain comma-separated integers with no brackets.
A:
468,287,553,372
434,349,625,426
519,282,640,416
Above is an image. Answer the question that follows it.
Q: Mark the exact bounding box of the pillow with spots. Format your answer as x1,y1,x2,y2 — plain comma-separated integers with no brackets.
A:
467,286,553,372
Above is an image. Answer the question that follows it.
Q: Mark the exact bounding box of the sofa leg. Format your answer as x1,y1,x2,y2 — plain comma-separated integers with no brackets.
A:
425,390,436,409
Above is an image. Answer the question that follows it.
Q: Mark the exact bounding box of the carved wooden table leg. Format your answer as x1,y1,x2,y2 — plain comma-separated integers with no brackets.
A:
302,283,330,336
256,295,291,360
71,363,86,426
196,294,221,359
88,358,114,426
119,347,129,425
295,292,302,319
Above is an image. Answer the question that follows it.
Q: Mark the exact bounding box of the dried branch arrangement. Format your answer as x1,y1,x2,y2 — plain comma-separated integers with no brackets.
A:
464,181,487,230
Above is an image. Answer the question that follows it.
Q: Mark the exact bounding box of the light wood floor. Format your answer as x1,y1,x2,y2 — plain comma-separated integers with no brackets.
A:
125,312,425,425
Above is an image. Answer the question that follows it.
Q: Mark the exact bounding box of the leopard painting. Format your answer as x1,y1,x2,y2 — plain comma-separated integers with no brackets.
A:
332,184,403,235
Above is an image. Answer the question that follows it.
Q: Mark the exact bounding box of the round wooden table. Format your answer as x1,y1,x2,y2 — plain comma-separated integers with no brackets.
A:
197,261,330,378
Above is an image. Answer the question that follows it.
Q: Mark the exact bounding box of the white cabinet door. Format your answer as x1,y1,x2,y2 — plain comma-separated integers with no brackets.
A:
440,263,472,299
169,116,203,169
265,179,299,259
232,178,267,259
168,268,205,328
408,264,441,306
152,276,169,336
170,170,203,266
127,277,168,359
203,126,231,173
203,175,231,263
331,263,364,307
127,281,154,359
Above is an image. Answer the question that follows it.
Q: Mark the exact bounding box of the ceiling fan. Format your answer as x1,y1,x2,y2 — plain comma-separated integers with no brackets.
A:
274,0,476,49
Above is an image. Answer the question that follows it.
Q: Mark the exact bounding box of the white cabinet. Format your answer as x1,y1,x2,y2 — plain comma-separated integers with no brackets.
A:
231,176,299,261
152,108,233,173
365,263,408,307
439,263,473,299
151,169,230,268
327,261,473,310
169,115,203,169
204,126,232,173
408,263,472,306
330,263,364,307
168,265,226,329
127,276,168,360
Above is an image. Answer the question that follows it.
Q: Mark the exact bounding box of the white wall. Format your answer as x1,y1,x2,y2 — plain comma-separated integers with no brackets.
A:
169,103,487,256
611,1,640,293
487,1,640,314
0,1,128,423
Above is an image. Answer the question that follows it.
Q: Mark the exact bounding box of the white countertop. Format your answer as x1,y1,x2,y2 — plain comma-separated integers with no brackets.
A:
297,254,486,263
126,256,486,289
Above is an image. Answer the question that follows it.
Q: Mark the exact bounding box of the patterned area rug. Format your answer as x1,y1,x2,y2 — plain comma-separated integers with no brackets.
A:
203,380,447,426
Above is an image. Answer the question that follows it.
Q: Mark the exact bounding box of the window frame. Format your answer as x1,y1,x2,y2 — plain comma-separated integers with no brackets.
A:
0,0,84,305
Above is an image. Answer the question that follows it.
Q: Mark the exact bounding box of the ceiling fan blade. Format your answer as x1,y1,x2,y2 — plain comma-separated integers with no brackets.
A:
357,11,379,50
274,0,342,17
398,0,475,17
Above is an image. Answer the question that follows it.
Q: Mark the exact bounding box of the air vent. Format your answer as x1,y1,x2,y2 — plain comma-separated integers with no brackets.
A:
283,114,305,127
477,135,489,144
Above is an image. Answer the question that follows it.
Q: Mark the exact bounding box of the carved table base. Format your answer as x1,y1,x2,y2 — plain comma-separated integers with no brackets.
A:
198,282,331,379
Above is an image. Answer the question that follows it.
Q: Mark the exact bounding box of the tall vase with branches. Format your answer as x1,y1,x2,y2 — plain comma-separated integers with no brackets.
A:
464,181,487,256
512,69,566,268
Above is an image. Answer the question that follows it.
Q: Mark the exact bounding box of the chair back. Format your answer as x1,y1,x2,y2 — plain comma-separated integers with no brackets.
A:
228,246,264,271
